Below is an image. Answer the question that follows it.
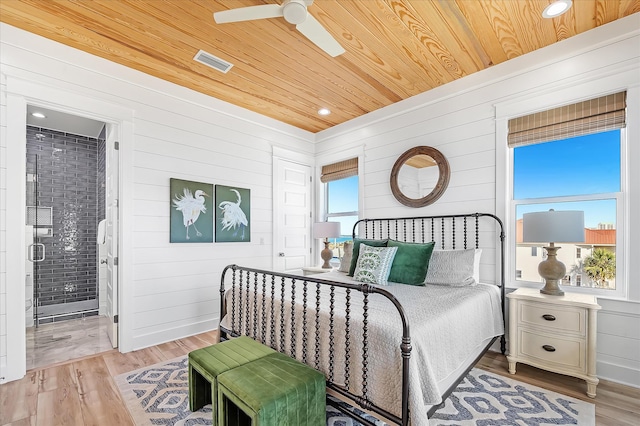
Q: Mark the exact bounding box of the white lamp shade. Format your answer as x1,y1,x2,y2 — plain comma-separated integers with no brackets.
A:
523,210,585,243
313,221,341,239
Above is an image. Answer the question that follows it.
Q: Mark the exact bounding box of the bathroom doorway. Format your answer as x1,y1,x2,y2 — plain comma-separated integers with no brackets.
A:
24,106,118,369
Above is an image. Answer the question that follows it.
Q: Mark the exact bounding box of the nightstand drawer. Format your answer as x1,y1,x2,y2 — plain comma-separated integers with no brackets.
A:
518,329,585,372
519,302,585,336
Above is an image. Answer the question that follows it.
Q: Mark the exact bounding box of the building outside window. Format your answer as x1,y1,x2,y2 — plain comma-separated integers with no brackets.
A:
510,92,626,295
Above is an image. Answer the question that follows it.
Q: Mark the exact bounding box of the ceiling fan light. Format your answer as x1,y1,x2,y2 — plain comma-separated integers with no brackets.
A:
283,0,308,25
542,0,572,18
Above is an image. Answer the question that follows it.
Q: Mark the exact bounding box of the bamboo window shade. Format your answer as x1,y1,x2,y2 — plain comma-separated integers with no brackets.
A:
508,91,626,147
320,158,358,183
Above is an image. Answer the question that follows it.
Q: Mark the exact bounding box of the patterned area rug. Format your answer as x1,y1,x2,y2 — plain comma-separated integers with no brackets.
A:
114,356,594,425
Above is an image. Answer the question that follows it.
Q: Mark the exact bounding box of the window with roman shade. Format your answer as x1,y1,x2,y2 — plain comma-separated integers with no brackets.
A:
509,91,626,296
322,157,359,239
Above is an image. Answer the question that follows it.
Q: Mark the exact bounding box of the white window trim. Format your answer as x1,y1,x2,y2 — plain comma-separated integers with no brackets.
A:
496,81,634,301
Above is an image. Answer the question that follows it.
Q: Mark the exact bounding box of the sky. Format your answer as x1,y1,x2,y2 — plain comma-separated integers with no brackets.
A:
514,130,620,228
327,175,358,237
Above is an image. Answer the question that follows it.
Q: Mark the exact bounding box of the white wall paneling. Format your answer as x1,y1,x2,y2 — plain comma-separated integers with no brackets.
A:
315,15,640,387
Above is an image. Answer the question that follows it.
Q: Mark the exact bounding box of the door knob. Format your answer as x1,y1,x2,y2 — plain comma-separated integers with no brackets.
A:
278,252,285,257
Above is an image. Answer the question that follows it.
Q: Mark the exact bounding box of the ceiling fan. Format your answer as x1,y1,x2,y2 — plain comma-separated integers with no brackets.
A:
213,0,345,57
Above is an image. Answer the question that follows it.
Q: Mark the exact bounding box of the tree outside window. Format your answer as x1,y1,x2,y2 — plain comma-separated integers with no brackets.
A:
583,248,616,289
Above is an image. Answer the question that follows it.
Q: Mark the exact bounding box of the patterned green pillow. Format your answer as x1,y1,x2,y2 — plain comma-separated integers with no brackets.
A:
347,238,388,276
353,244,398,285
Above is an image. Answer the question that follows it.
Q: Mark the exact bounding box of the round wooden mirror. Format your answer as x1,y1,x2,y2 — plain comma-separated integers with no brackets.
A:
390,146,450,208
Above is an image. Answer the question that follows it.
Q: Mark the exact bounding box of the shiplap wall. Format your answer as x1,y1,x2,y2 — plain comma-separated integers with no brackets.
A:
0,22,314,381
315,15,640,387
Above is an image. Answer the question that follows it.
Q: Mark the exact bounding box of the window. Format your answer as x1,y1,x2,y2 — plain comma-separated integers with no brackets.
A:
321,158,359,260
510,92,626,295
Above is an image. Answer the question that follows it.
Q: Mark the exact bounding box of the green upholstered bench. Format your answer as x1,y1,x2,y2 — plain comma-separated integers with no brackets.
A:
188,336,276,425
217,351,326,426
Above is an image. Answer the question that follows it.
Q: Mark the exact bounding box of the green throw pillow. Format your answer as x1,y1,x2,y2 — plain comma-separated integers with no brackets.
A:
348,238,388,276
387,240,435,285
353,244,398,285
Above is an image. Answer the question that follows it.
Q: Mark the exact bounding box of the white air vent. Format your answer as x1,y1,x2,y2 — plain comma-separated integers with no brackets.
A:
194,50,233,73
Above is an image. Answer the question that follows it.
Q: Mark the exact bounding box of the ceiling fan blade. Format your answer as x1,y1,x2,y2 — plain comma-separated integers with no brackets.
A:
296,15,345,57
214,4,283,24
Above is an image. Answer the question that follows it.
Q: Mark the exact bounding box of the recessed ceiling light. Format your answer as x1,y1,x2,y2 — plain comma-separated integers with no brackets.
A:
31,112,46,118
318,108,331,116
542,0,572,18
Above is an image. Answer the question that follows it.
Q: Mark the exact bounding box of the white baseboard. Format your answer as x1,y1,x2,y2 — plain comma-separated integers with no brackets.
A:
597,359,640,389
130,318,219,352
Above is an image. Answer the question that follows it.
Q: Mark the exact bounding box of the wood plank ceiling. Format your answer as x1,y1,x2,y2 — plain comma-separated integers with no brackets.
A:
1,0,638,133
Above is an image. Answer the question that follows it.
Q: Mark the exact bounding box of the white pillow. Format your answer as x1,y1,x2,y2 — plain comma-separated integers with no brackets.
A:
473,248,482,283
353,244,398,285
338,241,353,273
424,248,482,286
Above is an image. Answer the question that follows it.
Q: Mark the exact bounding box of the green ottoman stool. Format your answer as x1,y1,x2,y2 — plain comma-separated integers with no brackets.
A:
217,352,326,426
188,336,276,424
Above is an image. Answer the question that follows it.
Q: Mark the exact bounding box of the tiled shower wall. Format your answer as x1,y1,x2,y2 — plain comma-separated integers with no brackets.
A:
26,126,105,313
97,127,106,221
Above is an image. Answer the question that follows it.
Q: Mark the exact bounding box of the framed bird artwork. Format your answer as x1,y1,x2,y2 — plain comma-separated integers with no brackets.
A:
215,185,251,242
169,178,214,243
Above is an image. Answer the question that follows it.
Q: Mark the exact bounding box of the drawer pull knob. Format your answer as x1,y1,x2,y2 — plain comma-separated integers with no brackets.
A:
542,314,556,321
542,345,556,352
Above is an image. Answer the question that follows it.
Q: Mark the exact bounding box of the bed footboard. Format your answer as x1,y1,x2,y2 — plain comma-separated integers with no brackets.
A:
219,265,411,426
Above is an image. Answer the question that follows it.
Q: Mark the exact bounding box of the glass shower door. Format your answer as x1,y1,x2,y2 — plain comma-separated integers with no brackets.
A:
26,153,44,327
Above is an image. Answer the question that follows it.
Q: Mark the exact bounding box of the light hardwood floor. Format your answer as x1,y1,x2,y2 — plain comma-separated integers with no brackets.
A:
1,330,638,426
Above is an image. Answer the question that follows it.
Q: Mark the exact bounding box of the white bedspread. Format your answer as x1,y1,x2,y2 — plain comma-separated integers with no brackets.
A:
220,269,504,426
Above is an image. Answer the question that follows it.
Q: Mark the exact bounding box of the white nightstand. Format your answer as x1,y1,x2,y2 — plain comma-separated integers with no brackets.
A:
301,266,334,276
507,287,601,397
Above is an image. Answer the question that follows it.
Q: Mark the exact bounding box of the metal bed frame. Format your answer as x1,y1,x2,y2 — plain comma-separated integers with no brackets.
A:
219,213,505,426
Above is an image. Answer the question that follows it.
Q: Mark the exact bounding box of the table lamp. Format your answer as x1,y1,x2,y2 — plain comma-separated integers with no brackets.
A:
523,209,584,296
313,221,341,268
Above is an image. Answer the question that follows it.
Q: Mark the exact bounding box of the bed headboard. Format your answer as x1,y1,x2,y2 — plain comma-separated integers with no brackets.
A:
353,213,502,250
353,212,505,308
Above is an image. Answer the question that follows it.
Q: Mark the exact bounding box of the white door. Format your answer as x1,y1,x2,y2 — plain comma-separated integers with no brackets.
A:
105,125,119,348
274,159,312,271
